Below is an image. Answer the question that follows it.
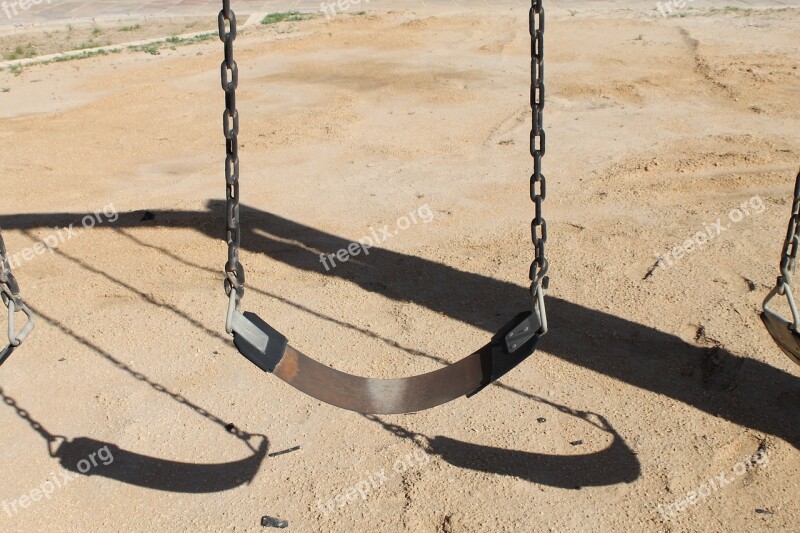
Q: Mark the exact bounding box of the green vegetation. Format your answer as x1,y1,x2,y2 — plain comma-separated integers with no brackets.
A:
49,49,116,63
73,41,102,51
128,43,161,55
4,43,36,61
126,33,213,55
166,33,215,45
92,27,103,37
724,6,753,15
261,11,314,25
127,32,213,55
119,24,141,32
0,29,215,72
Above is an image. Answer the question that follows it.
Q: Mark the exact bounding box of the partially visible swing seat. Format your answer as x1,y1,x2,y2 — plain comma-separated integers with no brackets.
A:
216,0,551,414
0,233,35,366
762,168,800,367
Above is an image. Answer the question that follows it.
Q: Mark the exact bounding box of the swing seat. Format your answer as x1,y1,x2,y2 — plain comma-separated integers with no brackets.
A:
761,307,800,367
228,294,544,414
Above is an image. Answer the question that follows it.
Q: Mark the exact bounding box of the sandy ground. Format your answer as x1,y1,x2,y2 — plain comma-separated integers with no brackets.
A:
0,4,799,532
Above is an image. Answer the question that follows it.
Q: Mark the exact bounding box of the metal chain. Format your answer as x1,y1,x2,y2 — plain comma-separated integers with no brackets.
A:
775,169,800,294
0,231,21,306
0,386,65,456
220,0,244,310
217,0,548,333
529,0,549,332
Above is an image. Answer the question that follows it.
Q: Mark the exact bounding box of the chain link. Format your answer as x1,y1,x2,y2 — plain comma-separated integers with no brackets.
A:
220,0,245,309
529,0,549,322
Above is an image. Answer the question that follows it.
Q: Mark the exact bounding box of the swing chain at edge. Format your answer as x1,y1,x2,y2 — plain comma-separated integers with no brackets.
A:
220,0,245,311
529,0,548,334
0,231,35,363
765,168,800,330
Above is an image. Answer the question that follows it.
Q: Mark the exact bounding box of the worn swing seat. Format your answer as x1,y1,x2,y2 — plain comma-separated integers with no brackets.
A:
229,301,544,414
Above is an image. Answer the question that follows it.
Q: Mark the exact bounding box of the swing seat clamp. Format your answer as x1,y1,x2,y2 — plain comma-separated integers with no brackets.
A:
468,308,545,397
226,291,288,373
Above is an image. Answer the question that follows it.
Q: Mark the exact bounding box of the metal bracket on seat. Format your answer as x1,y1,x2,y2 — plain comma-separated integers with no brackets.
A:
227,291,288,373
1,291,35,367
468,310,543,397
232,311,288,373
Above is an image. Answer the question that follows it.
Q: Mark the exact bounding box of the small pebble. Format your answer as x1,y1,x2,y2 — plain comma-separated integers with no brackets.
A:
537,417,546,423
261,516,289,528
570,440,583,446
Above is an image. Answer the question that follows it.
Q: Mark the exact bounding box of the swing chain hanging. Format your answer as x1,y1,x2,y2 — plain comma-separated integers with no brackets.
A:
219,0,245,315
0,231,35,364
529,0,549,333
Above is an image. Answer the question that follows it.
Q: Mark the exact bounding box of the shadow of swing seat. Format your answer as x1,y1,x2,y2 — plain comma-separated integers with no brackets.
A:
0,384,270,494
53,436,268,494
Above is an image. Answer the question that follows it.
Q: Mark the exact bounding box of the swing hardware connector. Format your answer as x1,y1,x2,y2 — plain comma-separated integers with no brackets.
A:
1,289,35,366
1,231,35,366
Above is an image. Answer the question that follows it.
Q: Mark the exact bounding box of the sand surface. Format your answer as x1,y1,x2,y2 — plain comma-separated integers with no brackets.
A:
0,4,799,532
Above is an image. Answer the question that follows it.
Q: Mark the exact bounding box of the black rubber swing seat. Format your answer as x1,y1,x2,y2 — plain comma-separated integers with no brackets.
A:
228,303,544,414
